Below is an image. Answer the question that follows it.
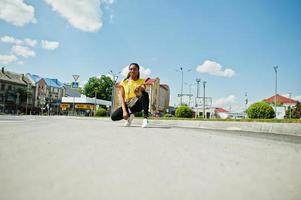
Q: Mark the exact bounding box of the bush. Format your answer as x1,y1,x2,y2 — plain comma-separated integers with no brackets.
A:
163,113,173,117
285,102,301,119
246,102,275,119
175,105,193,118
134,112,143,117
95,108,107,117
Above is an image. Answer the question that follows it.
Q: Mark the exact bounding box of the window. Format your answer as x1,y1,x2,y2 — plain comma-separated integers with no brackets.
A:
1,84,5,91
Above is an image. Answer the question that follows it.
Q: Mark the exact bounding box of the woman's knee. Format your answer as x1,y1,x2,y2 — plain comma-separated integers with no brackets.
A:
111,114,117,121
111,108,122,121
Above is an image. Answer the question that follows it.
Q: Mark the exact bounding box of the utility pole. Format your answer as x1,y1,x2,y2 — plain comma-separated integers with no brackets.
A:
273,66,278,118
203,81,207,119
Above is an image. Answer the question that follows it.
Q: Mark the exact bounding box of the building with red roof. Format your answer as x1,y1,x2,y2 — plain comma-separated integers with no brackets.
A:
263,94,299,119
263,94,298,106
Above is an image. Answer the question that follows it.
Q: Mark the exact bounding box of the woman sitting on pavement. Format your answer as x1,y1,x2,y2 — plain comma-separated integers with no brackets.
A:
111,63,149,128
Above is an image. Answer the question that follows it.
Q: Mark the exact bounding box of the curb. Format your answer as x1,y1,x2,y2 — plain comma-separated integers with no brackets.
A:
149,120,301,137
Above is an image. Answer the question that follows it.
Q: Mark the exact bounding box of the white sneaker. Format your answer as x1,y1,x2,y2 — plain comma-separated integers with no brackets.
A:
124,114,134,127
141,118,148,128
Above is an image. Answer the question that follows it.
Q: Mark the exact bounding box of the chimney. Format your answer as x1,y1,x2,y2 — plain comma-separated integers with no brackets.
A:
1,67,4,73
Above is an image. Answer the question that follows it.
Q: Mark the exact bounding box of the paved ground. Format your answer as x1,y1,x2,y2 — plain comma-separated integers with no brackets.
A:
0,115,301,200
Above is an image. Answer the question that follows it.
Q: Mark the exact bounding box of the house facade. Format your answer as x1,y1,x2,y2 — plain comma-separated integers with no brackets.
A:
27,73,66,114
263,94,298,119
0,67,34,114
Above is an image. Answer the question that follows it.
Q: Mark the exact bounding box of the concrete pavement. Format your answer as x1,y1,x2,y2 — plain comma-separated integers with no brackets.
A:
0,115,301,200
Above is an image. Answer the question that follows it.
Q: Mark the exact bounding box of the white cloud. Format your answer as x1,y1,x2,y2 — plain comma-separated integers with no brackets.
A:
196,60,235,78
44,0,105,32
0,54,17,64
80,80,88,88
282,93,301,101
121,65,151,79
106,74,114,81
213,95,248,112
41,40,59,50
0,35,23,45
294,95,301,102
24,38,37,47
0,0,37,26
103,0,114,4
11,45,35,58
1,36,38,47
17,61,24,65
214,95,236,107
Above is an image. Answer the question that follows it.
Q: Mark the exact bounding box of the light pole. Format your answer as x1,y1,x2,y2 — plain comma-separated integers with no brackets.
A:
273,66,278,118
203,81,207,119
94,90,97,116
184,82,194,107
245,92,248,112
289,92,292,119
195,78,201,118
179,67,183,105
109,70,119,115
25,84,30,115
176,67,191,105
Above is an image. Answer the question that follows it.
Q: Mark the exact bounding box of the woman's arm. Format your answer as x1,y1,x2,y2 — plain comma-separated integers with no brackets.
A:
117,85,129,120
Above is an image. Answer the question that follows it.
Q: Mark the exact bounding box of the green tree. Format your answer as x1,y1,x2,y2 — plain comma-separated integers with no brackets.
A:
175,105,193,118
82,75,113,101
285,102,301,119
246,102,275,119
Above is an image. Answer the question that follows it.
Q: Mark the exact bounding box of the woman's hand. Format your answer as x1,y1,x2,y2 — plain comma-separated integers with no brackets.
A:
134,85,145,96
123,111,129,120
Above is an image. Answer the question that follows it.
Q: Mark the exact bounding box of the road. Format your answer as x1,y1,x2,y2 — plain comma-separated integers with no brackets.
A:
0,115,301,200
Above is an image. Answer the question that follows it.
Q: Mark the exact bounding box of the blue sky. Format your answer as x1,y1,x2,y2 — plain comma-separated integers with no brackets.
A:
0,0,300,111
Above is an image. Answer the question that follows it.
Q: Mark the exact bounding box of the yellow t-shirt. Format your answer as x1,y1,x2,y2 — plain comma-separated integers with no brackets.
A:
120,78,145,101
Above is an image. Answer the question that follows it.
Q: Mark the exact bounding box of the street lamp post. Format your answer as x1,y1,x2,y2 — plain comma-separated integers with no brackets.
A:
94,90,97,116
73,96,75,116
203,81,207,119
179,67,183,105
289,92,292,119
245,92,248,112
184,82,194,107
195,78,201,118
273,66,278,118
109,70,119,115
176,67,191,105
25,85,30,115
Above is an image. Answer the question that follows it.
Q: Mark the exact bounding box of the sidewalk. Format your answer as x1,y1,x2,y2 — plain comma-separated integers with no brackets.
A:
2,115,300,137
